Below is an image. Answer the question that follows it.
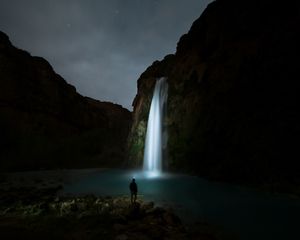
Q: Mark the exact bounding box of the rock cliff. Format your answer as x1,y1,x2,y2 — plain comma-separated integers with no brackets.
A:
0,31,131,170
129,0,300,186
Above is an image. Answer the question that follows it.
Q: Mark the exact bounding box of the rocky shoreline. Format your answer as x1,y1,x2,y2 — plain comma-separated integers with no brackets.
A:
0,183,234,240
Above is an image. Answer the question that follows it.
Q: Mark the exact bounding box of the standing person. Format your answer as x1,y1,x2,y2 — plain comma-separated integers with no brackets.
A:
129,178,138,204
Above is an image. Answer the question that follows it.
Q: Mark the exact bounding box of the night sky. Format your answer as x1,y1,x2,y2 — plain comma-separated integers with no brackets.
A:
0,0,212,109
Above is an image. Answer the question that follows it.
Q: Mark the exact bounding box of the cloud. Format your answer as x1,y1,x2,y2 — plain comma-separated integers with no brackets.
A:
0,0,213,109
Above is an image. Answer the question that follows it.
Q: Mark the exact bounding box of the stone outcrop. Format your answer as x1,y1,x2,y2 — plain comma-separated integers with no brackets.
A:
0,188,222,240
129,0,300,185
0,31,131,170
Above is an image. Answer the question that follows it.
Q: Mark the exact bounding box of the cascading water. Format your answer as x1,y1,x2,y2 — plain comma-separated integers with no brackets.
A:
143,77,168,177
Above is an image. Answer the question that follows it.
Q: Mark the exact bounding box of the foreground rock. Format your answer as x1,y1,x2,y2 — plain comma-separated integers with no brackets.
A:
0,31,131,170
0,187,232,240
128,0,300,189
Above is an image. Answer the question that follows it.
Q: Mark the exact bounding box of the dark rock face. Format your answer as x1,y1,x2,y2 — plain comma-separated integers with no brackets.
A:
0,189,220,240
129,0,300,185
0,31,131,170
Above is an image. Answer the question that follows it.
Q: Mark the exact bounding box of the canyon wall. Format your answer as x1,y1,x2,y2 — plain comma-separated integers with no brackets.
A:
129,0,300,186
0,31,131,171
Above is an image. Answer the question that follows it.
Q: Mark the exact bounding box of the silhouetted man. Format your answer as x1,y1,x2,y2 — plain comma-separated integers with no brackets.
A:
129,178,138,204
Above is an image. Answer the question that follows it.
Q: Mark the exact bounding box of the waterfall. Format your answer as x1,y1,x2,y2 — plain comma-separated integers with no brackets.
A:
143,77,168,176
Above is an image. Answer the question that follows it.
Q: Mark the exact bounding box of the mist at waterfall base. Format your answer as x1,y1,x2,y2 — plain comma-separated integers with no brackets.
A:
143,77,168,178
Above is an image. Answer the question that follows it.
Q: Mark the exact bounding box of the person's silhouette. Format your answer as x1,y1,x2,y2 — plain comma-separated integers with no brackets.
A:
129,178,138,204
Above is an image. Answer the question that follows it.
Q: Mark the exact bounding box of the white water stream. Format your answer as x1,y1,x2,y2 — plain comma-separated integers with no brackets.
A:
143,77,168,177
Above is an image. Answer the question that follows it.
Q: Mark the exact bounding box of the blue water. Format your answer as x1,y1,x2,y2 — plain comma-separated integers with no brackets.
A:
62,169,300,240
